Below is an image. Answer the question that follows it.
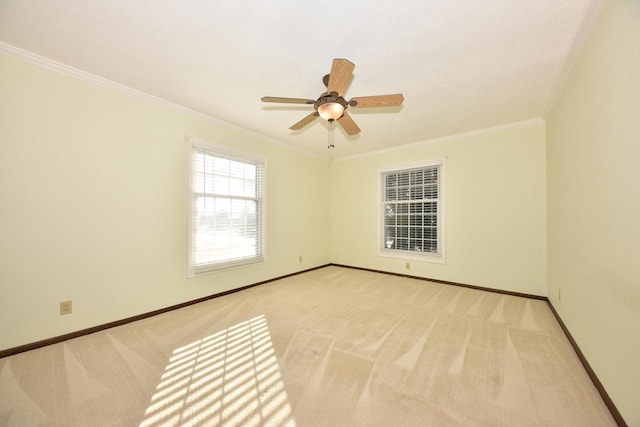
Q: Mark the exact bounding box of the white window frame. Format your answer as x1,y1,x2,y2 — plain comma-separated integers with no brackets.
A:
188,139,266,277
378,159,445,264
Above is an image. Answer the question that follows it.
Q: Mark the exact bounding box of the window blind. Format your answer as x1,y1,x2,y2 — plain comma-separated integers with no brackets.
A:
189,141,265,276
380,162,442,258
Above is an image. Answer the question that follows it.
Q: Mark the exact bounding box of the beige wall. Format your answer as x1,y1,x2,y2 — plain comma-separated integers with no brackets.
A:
330,121,547,296
546,0,640,424
0,53,330,350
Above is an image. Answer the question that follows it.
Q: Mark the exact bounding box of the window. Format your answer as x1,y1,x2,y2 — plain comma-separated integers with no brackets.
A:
188,140,266,276
379,160,444,263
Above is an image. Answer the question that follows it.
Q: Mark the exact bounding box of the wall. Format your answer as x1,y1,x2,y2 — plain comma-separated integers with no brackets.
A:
546,0,640,424
0,53,330,351
330,121,547,296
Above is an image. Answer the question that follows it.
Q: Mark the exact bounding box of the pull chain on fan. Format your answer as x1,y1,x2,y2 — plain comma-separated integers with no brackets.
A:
328,120,335,149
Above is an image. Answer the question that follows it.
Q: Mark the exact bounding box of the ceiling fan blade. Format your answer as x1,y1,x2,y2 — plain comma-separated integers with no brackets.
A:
290,112,319,130
349,94,404,108
337,112,361,136
327,58,355,96
262,96,316,104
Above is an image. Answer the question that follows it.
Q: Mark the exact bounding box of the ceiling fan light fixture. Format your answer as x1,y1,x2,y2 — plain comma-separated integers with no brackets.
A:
317,101,345,121
314,94,348,121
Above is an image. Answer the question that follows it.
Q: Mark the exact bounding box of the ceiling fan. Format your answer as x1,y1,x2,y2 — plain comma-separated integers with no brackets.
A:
261,58,404,142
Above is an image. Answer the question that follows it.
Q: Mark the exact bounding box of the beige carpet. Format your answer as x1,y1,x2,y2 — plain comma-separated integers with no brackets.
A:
0,266,616,426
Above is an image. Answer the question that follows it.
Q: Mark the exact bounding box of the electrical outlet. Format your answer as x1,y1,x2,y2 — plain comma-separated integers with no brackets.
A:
405,261,410,269
60,300,72,315
299,255,302,263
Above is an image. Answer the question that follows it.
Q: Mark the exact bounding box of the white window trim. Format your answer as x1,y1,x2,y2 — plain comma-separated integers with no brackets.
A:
187,138,267,277
378,159,446,264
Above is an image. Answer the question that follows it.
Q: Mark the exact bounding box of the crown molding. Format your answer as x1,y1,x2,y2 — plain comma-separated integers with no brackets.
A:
0,42,327,162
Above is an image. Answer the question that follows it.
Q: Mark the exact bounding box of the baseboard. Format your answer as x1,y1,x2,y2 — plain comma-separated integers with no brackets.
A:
546,301,628,427
329,263,547,300
0,264,330,359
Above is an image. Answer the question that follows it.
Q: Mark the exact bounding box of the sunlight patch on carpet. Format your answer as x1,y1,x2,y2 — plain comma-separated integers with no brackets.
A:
140,315,295,427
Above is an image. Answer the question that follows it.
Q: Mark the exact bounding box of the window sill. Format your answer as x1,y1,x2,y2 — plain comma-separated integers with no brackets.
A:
378,249,445,264
188,256,266,278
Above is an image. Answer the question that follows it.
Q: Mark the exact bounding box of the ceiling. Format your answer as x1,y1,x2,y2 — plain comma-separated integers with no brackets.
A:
0,0,602,159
